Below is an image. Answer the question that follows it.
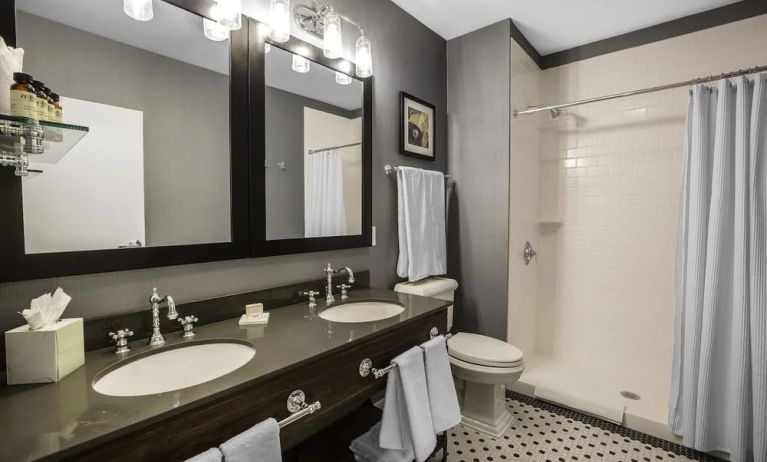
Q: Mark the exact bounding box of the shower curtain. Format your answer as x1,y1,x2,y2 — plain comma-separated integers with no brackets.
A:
670,74,766,462
305,149,347,238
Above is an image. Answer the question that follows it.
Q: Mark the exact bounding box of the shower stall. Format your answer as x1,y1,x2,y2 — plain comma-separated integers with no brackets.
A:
506,18,767,445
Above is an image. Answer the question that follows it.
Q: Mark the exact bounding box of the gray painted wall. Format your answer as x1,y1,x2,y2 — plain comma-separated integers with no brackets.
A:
446,21,511,340
0,0,447,335
17,12,232,248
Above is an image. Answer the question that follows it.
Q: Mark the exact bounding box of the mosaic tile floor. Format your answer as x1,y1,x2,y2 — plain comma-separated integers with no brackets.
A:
444,392,722,462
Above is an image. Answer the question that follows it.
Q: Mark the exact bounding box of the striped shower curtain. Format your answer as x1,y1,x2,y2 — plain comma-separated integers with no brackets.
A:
670,74,766,462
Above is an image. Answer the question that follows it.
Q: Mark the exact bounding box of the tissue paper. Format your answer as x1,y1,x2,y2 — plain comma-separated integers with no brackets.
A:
21,288,72,330
0,37,25,114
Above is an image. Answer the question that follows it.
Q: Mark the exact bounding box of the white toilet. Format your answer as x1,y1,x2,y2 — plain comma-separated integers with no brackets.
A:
394,277,525,438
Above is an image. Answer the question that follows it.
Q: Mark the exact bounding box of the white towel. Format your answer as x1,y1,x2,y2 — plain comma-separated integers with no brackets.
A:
421,336,461,432
380,346,436,461
185,447,222,462
396,167,447,282
220,418,281,462
350,422,413,462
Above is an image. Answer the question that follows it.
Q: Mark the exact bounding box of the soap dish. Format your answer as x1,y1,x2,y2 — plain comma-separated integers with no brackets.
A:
238,313,270,326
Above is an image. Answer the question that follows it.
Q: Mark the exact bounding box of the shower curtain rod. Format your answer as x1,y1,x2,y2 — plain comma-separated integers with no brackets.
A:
513,64,767,117
308,142,362,154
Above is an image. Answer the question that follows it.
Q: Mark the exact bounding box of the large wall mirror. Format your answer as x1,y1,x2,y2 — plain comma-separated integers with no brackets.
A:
251,24,372,256
0,0,250,281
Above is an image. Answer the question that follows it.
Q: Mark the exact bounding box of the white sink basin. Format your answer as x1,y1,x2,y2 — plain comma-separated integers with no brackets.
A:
319,301,404,323
93,341,255,397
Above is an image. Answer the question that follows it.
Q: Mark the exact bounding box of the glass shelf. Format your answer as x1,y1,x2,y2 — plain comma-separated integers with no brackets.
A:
0,113,89,165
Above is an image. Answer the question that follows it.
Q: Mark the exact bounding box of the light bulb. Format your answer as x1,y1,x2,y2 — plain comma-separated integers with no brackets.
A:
124,0,153,21
204,17,229,41
216,0,241,31
292,54,310,73
323,11,342,59
335,72,351,85
269,0,290,43
355,35,372,78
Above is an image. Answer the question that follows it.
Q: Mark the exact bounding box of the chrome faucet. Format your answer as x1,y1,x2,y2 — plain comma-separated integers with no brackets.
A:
324,264,355,304
149,288,178,346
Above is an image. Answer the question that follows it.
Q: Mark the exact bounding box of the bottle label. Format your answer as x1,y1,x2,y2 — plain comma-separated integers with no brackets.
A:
10,90,37,119
36,98,49,121
55,108,63,123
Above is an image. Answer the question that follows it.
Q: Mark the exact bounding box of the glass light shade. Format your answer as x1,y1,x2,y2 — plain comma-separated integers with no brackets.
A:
355,35,373,78
216,0,242,31
335,71,351,85
292,54,310,73
124,0,153,21
323,11,343,59
204,18,229,41
269,0,291,43
265,43,272,53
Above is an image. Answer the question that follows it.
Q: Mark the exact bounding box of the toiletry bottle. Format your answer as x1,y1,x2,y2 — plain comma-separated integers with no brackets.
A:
32,80,49,121
43,87,55,122
51,93,63,123
10,72,37,120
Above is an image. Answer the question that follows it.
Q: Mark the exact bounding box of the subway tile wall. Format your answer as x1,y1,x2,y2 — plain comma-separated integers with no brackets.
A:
511,14,767,382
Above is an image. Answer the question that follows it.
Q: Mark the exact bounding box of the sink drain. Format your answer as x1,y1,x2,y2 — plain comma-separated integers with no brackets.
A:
620,391,641,400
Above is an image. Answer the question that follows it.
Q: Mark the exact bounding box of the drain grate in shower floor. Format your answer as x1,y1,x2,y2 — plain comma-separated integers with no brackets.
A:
620,391,641,400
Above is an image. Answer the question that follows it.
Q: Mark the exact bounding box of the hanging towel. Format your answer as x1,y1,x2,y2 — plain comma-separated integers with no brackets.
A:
380,346,436,461
184,448,223,462
397,167,447,282
421,336,461,432
219,418,281,462
350,422,414,462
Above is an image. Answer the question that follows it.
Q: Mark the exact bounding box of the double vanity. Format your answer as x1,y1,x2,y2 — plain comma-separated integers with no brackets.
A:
0,278,450,461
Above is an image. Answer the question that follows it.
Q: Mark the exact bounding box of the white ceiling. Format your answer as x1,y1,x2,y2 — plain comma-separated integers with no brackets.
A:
389,0,744,55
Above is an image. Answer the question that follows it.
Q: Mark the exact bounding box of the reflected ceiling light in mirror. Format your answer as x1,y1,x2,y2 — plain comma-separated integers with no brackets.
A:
355,35,372,78
335,61,352,85
265,43,272,53
216,0,242,31
124,0,153,21
269,0,291,43
323,10,342,59
204,17,230,41
292,54,310,73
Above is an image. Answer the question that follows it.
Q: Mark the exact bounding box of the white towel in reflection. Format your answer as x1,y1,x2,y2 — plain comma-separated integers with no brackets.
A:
380,346,436,461
219,417,281,462
421,336,461,432
396,167,446,282
305,149,347,237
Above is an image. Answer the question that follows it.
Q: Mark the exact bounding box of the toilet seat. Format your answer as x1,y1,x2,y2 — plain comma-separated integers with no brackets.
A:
448,332,524,368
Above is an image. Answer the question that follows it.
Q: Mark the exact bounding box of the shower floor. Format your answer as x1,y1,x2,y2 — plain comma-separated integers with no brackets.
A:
510,354,678,443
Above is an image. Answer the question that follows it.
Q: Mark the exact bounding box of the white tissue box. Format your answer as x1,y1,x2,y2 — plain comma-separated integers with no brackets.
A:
5,318,85,385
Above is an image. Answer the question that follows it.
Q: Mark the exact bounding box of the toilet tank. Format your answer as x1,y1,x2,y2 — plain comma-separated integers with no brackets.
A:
394,277,459,330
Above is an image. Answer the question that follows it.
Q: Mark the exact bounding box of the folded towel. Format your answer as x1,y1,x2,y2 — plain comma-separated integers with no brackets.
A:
185,447,222,462
380,346,436,461
220,418,281,462
396,167,447,282
350,422,414,462
422,336,461,432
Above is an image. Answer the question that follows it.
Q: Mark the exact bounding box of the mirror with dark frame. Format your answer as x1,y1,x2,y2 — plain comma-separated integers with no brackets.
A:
0,0,250,282
250,25,373,257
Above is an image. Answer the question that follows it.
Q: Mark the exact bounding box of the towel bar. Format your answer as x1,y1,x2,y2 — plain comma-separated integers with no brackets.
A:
278,390,321,428
384,164,451,179
359,331,452,379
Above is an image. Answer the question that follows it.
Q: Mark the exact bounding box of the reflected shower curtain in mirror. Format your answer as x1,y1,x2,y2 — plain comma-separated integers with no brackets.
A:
670,74,766,462
305,149,347,237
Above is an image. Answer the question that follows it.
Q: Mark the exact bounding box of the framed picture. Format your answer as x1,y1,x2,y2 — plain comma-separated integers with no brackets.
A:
400,92,435,161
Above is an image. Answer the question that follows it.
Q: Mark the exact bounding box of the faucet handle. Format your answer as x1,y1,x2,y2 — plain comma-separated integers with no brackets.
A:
300,290,319,308
336,284,351,300
108,328,133,354
178,315,198,338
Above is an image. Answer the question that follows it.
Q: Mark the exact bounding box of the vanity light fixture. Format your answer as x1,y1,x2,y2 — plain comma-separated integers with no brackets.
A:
335,61,352,85
265,43,272,53
269,0,291,43
354,35,372,78
322,10,342,59
203,16,230,41
216,0,242,31
124,0,153,21
292,54,310,73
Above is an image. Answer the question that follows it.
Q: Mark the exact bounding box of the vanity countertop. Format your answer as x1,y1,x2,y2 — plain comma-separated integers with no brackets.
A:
0,288,451,462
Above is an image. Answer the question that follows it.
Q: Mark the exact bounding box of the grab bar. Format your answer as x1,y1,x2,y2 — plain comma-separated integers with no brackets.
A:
359,329,452,380
278,390,321,428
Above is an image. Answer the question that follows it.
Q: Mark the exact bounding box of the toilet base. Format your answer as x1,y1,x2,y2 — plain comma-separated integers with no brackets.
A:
459,381,515,438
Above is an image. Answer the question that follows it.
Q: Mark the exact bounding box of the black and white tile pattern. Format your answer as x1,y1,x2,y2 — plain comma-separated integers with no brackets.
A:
444,392,723,462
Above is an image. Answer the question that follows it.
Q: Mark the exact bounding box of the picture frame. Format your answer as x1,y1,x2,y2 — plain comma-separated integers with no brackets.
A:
400,92,435,161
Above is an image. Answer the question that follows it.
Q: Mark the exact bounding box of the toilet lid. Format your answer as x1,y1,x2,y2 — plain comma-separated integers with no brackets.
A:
448,332,524,367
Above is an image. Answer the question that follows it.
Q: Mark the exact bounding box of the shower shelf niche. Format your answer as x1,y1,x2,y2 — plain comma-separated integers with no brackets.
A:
538,217,563,227
0,114,89,177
